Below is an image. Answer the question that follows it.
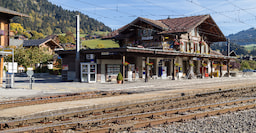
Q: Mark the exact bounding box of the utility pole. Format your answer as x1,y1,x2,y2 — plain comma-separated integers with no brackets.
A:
227,38,230,56
227,38,230,77
75,15,80,81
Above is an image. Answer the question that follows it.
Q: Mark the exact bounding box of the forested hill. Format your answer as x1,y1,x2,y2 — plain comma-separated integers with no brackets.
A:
227,28,256,45
0,0,111,35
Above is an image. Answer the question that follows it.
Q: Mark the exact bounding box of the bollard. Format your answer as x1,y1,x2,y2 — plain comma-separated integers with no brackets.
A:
26,70,34,89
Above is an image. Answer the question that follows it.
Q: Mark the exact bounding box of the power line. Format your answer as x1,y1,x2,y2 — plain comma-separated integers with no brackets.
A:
212,7,256,14
50,0,256,43
143,0,186,17
226,0,256,19
74,0,136,17
51,1,227,41
186,0,255,28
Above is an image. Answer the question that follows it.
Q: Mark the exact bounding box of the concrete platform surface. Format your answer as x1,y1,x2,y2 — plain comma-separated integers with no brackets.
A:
1,73,256,101
0,74,256,118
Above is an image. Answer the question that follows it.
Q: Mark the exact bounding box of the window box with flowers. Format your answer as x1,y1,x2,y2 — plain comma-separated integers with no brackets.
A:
199,41,205,45
173,39,180,45
202,63,207,67
146,62,153,66
123,61,130,66
175,63,179,67
189,63,194,67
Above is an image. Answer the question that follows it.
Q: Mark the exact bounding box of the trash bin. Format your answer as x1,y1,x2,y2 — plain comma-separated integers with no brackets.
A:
6,72,12,88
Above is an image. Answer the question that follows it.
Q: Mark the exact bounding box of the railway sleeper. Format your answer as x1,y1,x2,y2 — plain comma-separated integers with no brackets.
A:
0,123,9,130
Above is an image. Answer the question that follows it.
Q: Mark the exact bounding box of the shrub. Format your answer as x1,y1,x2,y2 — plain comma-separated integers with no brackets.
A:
117,72,123,81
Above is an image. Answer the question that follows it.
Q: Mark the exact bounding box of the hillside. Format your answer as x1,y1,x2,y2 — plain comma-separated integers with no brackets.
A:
82,39,119,49
0,0,111,35
228,28,256,45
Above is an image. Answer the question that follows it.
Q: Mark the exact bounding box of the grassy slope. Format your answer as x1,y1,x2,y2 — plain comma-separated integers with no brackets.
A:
243,44,256,52
81,39,119,49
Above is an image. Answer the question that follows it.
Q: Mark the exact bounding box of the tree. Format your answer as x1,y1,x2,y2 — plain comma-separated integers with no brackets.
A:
1,0,112,36
45,26,53,35
240,60,251,70
23,32,31,38
4,47,53,68
10,23,24,35
54,28,62,34
30,31,44,39
65,32,75,44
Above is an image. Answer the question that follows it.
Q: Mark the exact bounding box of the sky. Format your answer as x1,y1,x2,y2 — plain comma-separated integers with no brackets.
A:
48,0,256,36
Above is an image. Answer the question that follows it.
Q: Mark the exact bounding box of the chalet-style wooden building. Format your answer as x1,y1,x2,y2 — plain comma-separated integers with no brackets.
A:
0,7,29,84
58,15,234,83
23,36,63,54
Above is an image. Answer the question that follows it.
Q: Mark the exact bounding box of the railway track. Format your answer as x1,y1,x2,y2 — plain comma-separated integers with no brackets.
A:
1,86,256,132
2,96,256,133
0,90,135,110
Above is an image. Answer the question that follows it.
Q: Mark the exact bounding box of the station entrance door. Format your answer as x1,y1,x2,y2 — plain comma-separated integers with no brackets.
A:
81,63,97,83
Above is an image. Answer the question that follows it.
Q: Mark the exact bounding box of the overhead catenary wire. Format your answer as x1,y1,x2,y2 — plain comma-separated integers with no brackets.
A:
49,0,256,45
226,0,256,19
186,0,255,28
50,0,229,42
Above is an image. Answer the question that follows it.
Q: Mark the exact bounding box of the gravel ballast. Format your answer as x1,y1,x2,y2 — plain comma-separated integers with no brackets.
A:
141,109,256,133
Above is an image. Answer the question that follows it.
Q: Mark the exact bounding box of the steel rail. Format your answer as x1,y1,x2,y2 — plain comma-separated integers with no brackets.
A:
1,96,256,133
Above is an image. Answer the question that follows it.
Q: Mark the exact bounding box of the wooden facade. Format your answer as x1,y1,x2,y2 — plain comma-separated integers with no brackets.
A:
58,15,235,83
23,38,62,54
0,7,29,84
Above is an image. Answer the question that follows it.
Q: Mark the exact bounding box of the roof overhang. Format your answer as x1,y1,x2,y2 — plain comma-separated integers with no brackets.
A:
0,7,30,19
58,47,235,60
43,39,62,49
159,15,226,42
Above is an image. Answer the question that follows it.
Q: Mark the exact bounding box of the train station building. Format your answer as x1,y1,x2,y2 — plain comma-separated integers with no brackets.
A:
58,14,235,83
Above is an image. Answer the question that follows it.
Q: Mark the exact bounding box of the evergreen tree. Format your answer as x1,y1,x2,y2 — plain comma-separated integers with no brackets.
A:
0,0,111,36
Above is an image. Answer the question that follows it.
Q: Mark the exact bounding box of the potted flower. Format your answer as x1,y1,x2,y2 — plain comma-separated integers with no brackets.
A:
117,72,123,84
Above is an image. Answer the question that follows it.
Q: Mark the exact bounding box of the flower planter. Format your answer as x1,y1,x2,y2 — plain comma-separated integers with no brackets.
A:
117,80,122,84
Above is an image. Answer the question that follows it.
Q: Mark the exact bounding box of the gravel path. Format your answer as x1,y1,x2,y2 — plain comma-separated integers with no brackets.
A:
141,109,256,133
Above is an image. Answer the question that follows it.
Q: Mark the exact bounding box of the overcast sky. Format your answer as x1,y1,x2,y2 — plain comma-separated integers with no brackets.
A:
48,0,256,36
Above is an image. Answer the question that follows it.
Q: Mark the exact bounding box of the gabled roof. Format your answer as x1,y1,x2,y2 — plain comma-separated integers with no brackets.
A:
159,15,209,33
106,14,226,42
23,38,62,48
119,17,169,33
221,50,237,56
0,6,29,19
